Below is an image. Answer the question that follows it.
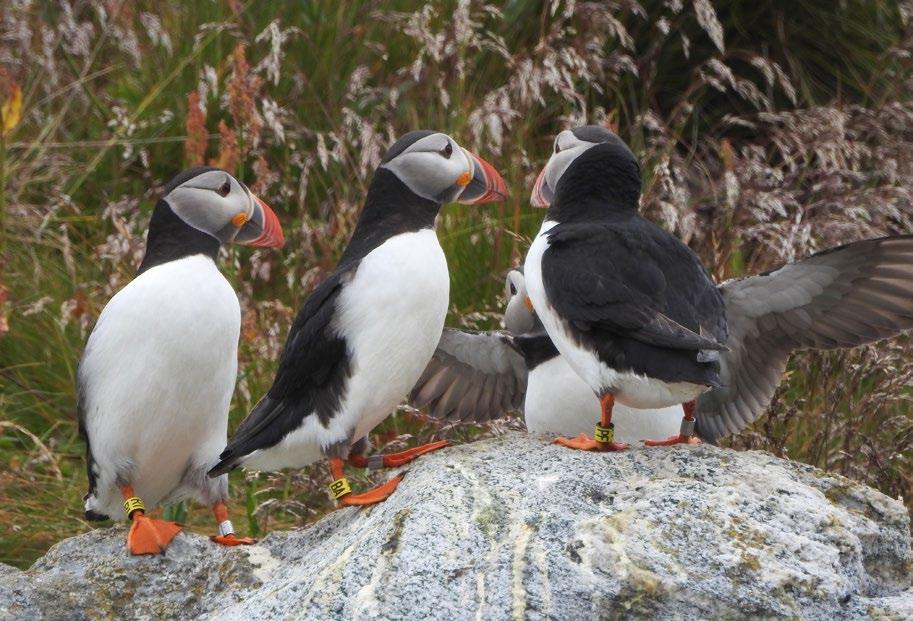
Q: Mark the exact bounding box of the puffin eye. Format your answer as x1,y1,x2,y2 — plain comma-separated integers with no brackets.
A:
217,180,231,197
440,142,453,159
554,141,562,154
509,282,517,296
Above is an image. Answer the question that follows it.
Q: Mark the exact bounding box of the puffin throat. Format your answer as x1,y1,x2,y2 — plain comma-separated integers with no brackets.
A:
137,200,220,275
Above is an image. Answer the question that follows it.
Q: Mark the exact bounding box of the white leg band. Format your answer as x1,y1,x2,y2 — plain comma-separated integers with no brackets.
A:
218,520,235,537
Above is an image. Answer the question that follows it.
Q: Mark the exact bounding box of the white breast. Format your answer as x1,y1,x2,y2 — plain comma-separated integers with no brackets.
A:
340,230,449,440
524,356,684,444
80,255,240,517
254,229,449,468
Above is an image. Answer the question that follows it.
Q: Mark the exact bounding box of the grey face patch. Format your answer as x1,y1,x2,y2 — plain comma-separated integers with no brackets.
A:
163,169,254,243
380,132,473,204
503,270,536,335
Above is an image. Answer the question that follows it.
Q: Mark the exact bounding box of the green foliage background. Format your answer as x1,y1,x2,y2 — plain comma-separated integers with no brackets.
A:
1,0,912,568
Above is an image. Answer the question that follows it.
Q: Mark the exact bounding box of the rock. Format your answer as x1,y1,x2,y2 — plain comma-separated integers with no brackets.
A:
2,433,912,620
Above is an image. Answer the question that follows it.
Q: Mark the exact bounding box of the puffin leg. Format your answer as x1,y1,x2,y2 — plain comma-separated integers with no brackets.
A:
121,485,182,556
553,394,629,452
328,457,403,507
644,400,703,447
347,440,451,469
209,501,255,546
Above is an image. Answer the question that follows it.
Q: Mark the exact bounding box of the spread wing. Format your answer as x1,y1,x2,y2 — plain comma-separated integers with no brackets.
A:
542,222,727,352
409,328,528,422
696,235,913,442
209,265,355,476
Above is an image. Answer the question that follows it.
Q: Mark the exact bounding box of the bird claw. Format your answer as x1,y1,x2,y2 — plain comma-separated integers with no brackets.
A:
210,534,256,546
378,440,451,468
553,433,629,452
126,514,182,556
338,474,405,506
644,434,701,447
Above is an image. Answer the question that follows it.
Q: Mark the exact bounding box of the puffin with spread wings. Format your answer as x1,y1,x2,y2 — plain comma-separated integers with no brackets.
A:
412,126,913,447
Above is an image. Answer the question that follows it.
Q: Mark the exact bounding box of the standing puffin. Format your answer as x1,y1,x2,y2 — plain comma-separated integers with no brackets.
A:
410,269,684,442
524,126,728,451
208,131,507,505
79,166,285,555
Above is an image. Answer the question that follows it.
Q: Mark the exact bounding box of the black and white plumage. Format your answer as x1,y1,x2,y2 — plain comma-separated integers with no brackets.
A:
525,127,728,417
79,166,284,522
415,240,913,444
410,270,684,442
209,131,507,477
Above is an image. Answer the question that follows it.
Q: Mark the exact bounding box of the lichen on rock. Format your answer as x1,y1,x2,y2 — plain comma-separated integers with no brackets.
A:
2,434,912,620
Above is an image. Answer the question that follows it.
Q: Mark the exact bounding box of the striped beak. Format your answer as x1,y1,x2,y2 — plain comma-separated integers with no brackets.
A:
236,192,285,248
530,166,553,208
457,149,508,204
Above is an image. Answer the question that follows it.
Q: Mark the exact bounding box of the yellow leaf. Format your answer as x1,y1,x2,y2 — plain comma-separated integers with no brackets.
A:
2,82,22,137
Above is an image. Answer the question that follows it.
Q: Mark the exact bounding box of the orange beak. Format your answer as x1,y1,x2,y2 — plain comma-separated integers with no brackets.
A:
236,194,285,248
530,166,552,208
457,149,508,204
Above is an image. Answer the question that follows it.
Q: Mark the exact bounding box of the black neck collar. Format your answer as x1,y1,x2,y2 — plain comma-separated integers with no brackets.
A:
548,143,641,223
137,200,220,275
338,168,441,266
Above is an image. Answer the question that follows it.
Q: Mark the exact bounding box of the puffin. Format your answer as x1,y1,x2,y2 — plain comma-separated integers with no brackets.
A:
414,232,913,442
78,166,285,555
208,131,507,506
410,268,684,442
524,125,913,448
521,126,728,451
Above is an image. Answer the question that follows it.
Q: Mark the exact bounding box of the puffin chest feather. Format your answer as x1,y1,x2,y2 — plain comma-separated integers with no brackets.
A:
334,229,449,437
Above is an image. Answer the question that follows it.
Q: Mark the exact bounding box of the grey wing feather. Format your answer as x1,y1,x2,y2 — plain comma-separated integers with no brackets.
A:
696,235,913,442
409,328,528,422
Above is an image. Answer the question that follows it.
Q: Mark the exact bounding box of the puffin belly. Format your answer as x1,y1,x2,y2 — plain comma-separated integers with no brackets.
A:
525,356,685,443
243,230,449,467
80,256,240,518
338,229,449,443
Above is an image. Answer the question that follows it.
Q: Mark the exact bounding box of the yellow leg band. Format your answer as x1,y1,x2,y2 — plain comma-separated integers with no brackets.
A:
594,423,614,444
123,496,145,517
329,477,352,499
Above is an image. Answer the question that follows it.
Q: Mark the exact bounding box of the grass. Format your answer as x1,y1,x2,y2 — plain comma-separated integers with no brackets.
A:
2,0,913,569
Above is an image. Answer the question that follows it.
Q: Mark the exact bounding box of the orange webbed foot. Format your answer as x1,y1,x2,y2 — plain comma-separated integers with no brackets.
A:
338,474,404,506
380,440,451,468
210,534,256,546
644,434,702,447
553,433,629,452
126,514,182,555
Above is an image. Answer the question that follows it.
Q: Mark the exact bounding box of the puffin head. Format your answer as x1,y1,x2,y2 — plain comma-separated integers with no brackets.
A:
531,126,639,209
502,268,537,335
380,130,507,205
162,166,285,248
